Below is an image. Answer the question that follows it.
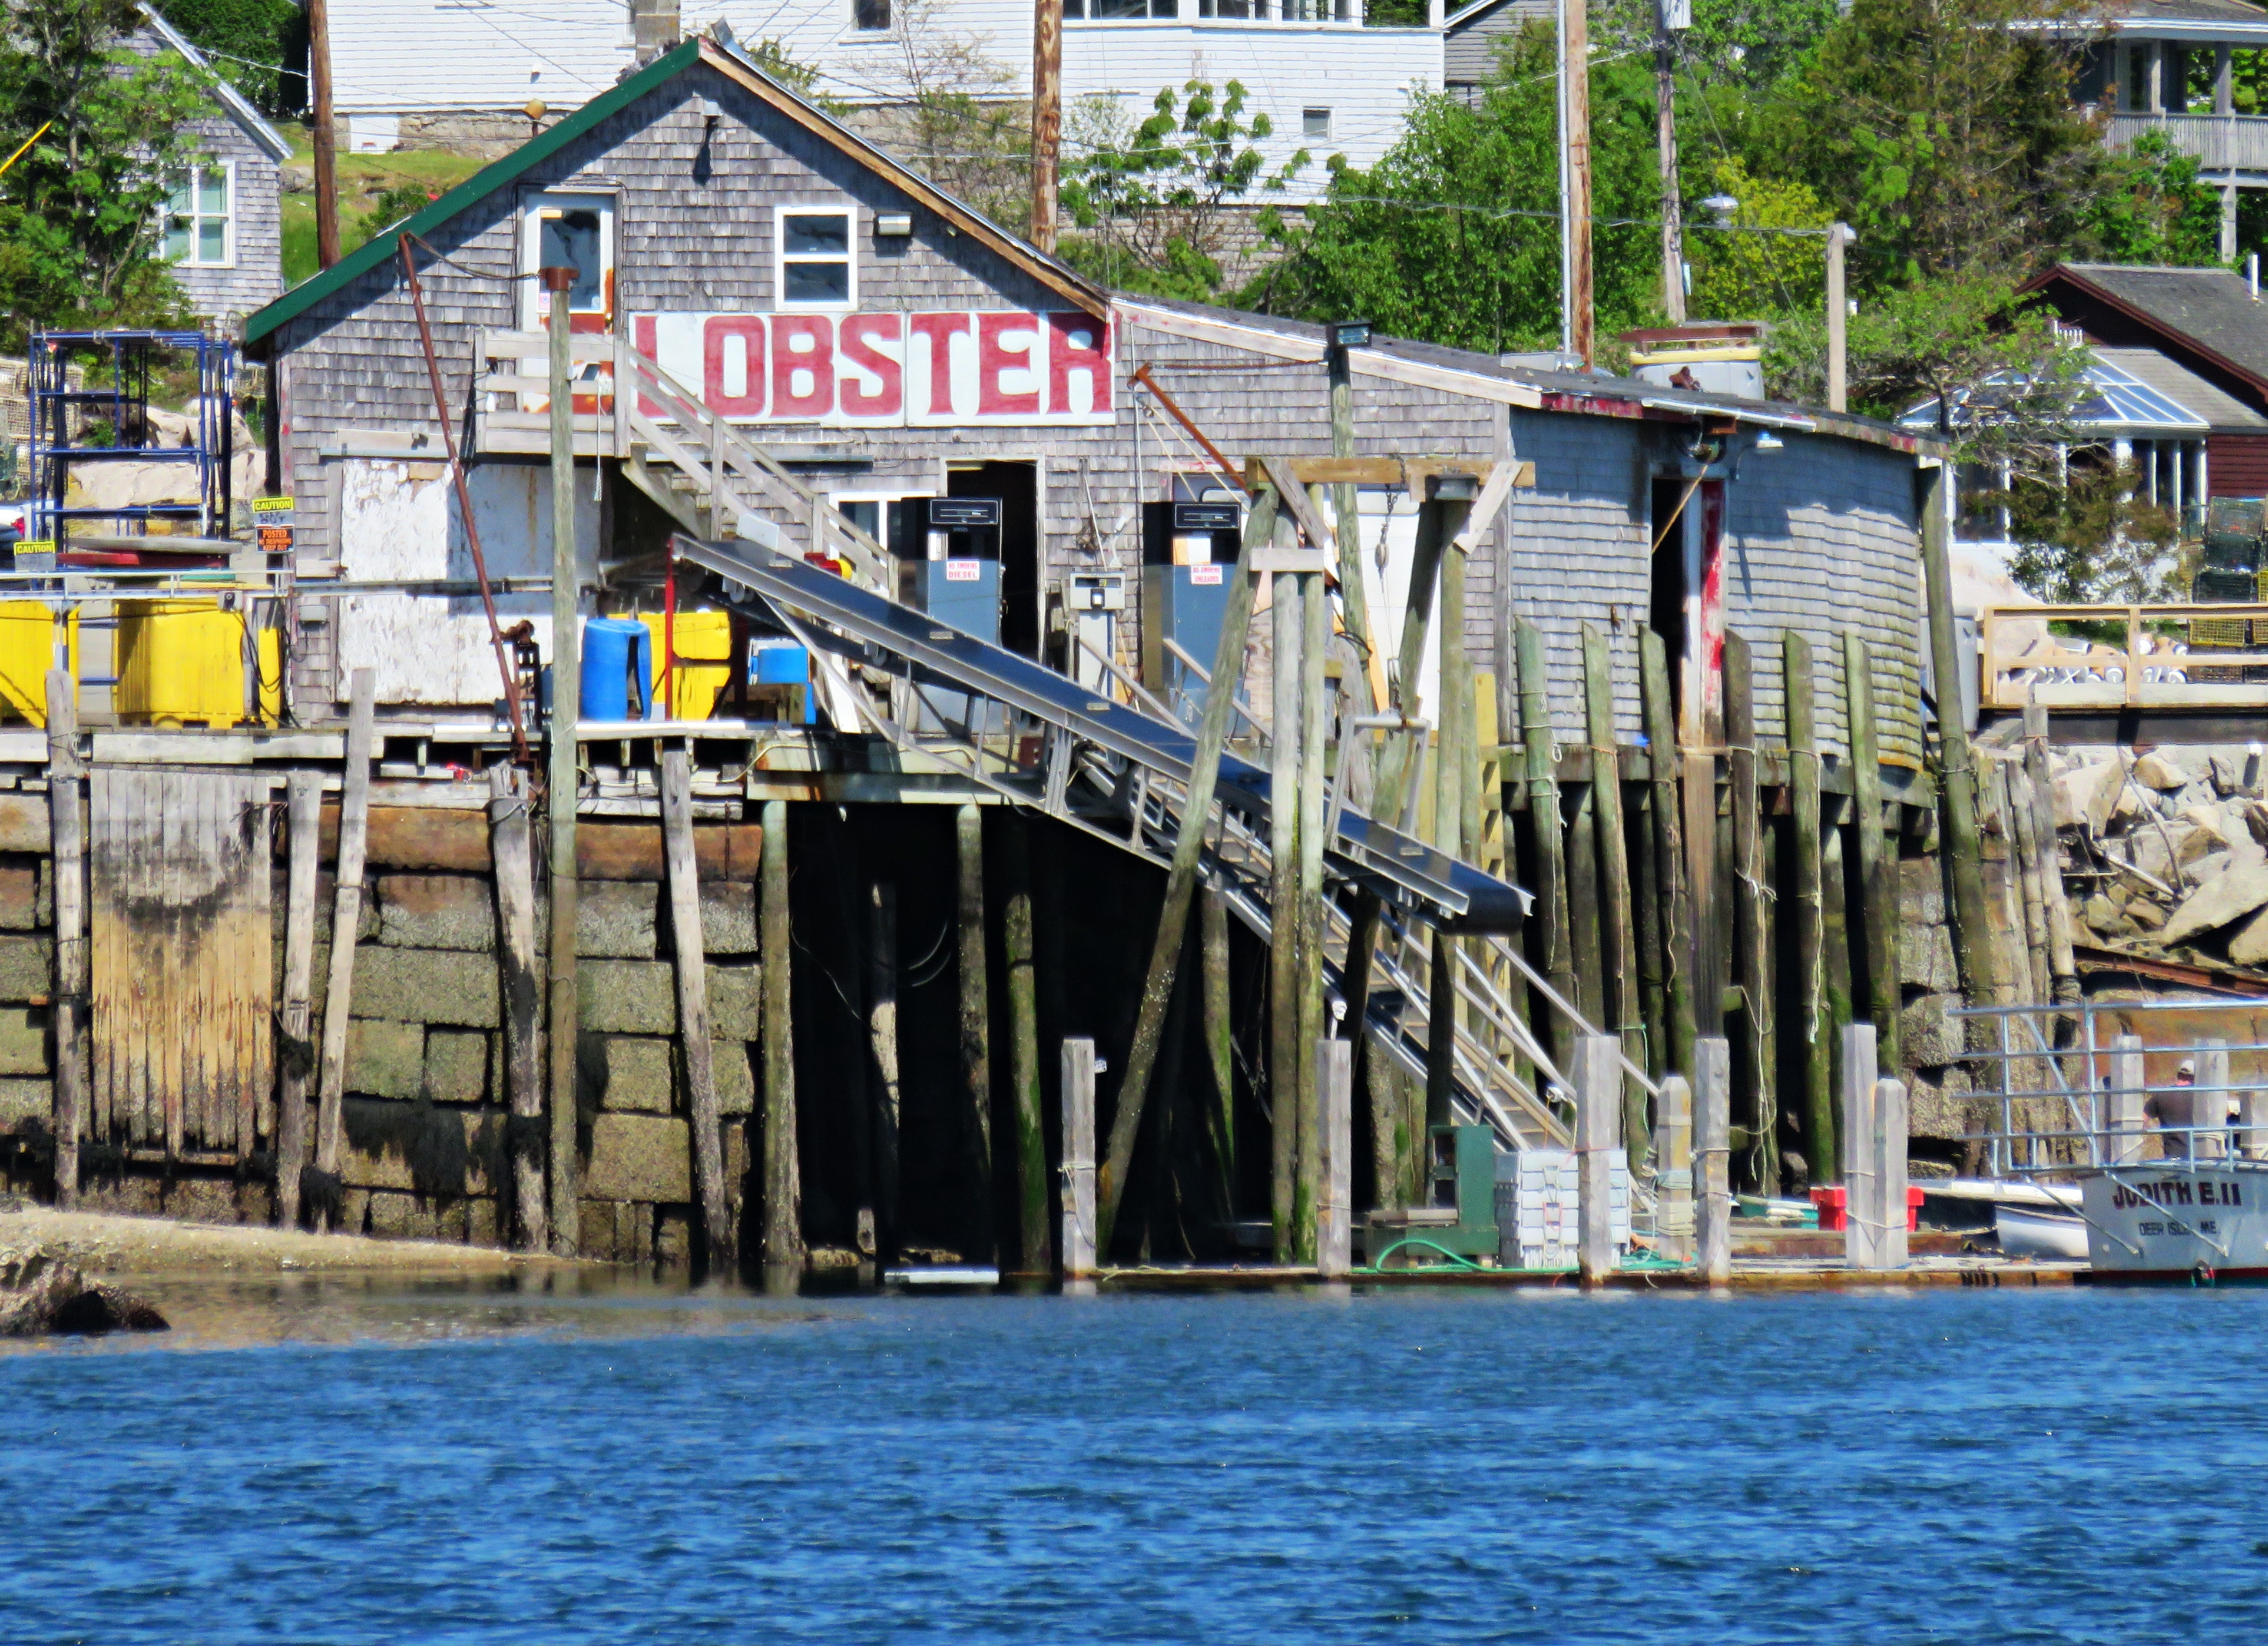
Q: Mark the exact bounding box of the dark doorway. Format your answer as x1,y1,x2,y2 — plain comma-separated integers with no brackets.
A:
950,460,1038,657
1649,476,1688,728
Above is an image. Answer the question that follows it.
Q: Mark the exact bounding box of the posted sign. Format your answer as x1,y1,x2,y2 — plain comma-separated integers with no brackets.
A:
629,310,1112,428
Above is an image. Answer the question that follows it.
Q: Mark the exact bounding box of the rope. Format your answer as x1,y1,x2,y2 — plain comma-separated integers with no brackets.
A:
1359,1237,1485,1272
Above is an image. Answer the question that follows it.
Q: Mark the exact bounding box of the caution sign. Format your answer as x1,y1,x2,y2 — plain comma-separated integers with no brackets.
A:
252,495,294,558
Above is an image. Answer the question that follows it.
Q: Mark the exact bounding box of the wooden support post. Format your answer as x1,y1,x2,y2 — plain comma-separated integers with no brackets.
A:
1872,1077,1909,1267
868,879,901,1258
1841,1021,1879,1268
1295,561,1330,1264
2022,698,2080,1004
309,0,340,270
1269,557,1303,1262
1094,487,1277,1254
1784,631,1829,1189
1726,630,1774,1193
1061,1036,1097,1279
314,668,375,1234
1639,628,1694,1081
1316,1038,1352,1279
1517,618,1575,1082
1630,764,1666,1081
1919,463,2001,1009
1201,885,1236,1220
274,769,321,1229
662,748,731,1273
1581,624,1644,1163
2006,760,2051,1006
489,764,545,1252
44,673,84,1210
1684,749,1724,1044
1565,777,1603,1026
1694,1034,1731,1284
544,266,582,1260
1820,816,1853,1180
1845,633,1899,1075
2199,1040,2230,1161
956,803,994,1260
1576,1032,1620,1287
1654,1072,1693,1262
759,799,801,1272
1028,0,1062,251
2107,1033,2146,1165
1001,815,1048,1272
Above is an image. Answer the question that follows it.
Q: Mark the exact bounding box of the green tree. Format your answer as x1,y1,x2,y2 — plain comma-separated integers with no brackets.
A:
2080,128,2224,267
0,0,206,340
1061,80,1305,300
2004,460,2180,603
1686,155,1832,319
1243,25,1663,350
161,0,303,116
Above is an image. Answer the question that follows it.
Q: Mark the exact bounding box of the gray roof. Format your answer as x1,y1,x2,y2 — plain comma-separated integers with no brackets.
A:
2098,346,2268,429
137,4,292,164
2066,0,2268,35
2045,264,2268,388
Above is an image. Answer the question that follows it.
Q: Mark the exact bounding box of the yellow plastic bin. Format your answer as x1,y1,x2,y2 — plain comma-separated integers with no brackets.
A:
0,603,75,726
114,599,279,728
638,610,734,720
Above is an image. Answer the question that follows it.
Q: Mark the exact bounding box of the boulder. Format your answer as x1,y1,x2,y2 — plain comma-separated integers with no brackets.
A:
2231,906,2268,968
0,1254,165,1336
2133,751,2190,791
2211,750,2251,796
2161,864,2268,946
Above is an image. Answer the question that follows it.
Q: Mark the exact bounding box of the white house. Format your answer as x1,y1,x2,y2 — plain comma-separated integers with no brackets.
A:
330,0,1444,201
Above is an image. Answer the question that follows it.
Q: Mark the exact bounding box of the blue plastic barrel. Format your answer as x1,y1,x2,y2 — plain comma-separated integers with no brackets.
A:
748,640,813,725
581,618,653,721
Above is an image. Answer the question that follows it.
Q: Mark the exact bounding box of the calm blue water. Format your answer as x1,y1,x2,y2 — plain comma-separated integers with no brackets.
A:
2,1280,2263,1643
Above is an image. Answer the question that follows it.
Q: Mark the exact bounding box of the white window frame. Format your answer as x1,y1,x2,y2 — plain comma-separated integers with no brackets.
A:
849,0,892,31
1302,107,1333,139
162,159,236,269
774,203,858,310
518,189,617,332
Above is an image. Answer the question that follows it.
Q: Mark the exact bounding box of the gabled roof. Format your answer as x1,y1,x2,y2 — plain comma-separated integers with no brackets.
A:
2024,263,2268,398
139,4,292,164
242,35,1107,349
2082,0,2268,37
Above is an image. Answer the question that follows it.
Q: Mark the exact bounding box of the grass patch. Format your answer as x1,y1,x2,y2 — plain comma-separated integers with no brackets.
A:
277,122,491,287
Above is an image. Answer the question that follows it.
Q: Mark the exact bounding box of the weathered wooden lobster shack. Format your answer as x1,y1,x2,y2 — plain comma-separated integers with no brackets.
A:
0,34,1985,1273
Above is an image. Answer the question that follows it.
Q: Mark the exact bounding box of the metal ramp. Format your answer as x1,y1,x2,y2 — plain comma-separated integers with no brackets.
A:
676,535,1661,1155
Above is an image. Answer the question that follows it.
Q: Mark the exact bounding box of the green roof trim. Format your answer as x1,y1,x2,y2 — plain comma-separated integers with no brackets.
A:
243,38,703,347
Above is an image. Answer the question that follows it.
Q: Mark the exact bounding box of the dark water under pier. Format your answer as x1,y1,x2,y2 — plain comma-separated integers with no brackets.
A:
2,1280,2259,1642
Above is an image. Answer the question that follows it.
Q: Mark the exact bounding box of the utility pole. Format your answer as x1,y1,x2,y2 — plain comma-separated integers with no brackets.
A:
1655,0,1686,324
309,0,340,270
1826,223,1851,413
1029,0,1062,252
1564,0,1595,367
1556,0,1572,357
542,264,582,1257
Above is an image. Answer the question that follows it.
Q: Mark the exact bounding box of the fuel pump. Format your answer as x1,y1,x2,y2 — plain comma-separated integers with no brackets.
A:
1140,498,1240,723
888,496,1002,643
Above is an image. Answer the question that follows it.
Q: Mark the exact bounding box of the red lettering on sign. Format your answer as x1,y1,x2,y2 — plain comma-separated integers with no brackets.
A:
770,314,835,419
838,312,904,419
908,313,969,416
977,312,1042,416
702,316,766,419
633,314,663,418
1047,312,1111,415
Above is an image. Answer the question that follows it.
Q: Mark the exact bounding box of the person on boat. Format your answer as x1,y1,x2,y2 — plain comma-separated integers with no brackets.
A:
2146,1061,2198,1160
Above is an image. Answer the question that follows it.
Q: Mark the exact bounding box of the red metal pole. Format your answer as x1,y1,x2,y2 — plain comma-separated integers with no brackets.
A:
663,544,677,720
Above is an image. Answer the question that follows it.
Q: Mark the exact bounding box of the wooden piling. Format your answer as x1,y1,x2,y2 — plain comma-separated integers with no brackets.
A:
1694,1034,1731,1284
1269,559,1303,1262
1873,1077,1909,1267
1061,1036,1097,1279
1654,1072,1693,1262
1575,1032,1620,1288
1844,633,1899,1074
1918,462,2001,1008
544,268,583,1261
758,799,801,1272
276,769,322,1230
2021,698,2079,1002
315,668,375,1233
44,672,84,1210
1581,624,1644,1164
1002,815,1048,1273
868,879,901,1257
661,748,732,1272
1819,814,1852,1180
489,764,545,1251
955,803,994,1257
1724,631,1774,1193
1565,774,1603,1028
1200,885,1235,1218
1316,1037,1352,1280
1295,556,1330,1264
1840,1022,1879,1268
1638,628,1694,1081
1094,486,1277,1253
1517,618,1576,1083
1783,631,1829,1190
2004,760,2051,1006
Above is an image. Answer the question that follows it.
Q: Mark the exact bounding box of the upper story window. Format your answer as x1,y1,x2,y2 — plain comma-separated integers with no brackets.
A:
1302,107,1332,138
852,0,889,30
779,207,855,306
163,164,233,267
518,190,616,329
1067,0,1178,18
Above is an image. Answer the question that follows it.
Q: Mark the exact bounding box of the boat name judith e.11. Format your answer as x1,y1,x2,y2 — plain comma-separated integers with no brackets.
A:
2082,1163,2268,1281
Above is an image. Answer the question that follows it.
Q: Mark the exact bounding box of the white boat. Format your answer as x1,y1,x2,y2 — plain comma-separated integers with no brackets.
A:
2078,1159,2268,1282
1995,1203,2090,1261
